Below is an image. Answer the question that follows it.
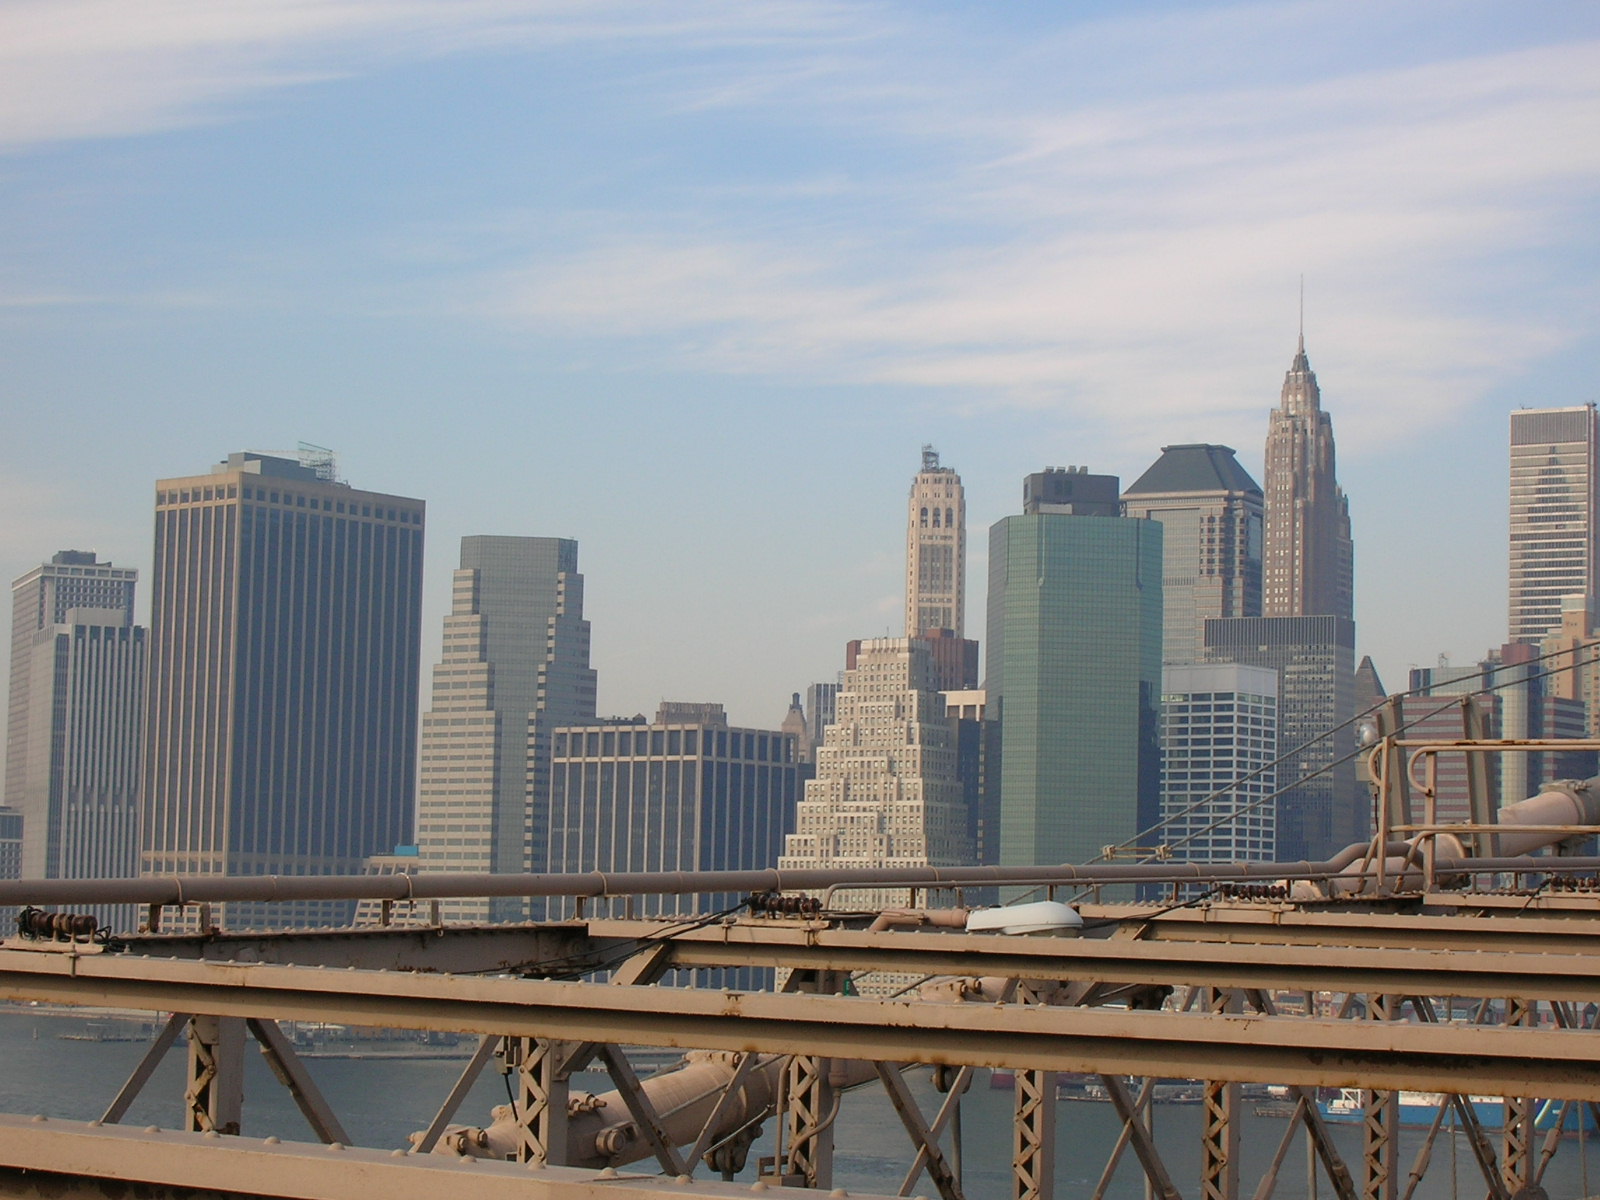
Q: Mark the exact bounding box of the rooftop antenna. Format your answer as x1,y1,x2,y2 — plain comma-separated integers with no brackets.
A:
1298,275,1305,353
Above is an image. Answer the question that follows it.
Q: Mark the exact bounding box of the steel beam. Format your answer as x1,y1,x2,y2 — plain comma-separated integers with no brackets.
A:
6,949,1600,1098
585,917,1600,1002
0,1114,890,1199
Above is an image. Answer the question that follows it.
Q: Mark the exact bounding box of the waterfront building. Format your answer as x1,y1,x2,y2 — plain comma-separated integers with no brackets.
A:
6,553,144,926
7,551,137,807
1262,336,1353,620
905,447,966,639
141,453,424,926
780,638,972,908
1159,663,1279,862
413,536,596,922
1123,446,1263,665
548,702,799,929
986,474,1163,870
1204,615,1360,861
1509,405,1599,644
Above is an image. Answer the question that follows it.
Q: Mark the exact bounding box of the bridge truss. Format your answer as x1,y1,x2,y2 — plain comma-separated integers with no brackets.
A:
4,861,1600,1200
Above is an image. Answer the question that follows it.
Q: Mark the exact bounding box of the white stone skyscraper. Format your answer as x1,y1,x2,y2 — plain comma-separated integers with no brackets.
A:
1509,405,1600,644
1262,335,1353,620
413,536,596,922
779,638,971,909
905,446,966,638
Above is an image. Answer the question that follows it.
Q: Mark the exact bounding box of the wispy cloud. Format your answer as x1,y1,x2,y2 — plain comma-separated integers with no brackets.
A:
0,0,867,148
465,24,1600,453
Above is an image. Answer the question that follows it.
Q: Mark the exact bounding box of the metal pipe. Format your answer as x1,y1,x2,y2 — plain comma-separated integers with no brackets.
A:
10,854,1600,910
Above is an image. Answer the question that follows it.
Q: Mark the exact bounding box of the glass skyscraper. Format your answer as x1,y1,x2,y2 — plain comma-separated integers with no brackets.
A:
141,453,424,926
985,478,1163,870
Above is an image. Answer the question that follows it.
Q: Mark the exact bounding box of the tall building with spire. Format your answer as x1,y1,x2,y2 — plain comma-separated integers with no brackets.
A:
1262,334,1353,620
1509,405,1600,644
905,446,966,639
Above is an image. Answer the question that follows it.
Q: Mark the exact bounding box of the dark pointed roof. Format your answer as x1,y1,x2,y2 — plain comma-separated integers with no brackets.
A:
1122,444,1262,497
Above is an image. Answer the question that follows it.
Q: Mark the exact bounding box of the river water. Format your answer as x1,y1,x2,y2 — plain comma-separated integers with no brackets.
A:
3,1006,1596,1199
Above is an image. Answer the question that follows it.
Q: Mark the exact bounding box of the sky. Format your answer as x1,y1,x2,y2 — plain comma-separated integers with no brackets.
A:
3,0,1599,731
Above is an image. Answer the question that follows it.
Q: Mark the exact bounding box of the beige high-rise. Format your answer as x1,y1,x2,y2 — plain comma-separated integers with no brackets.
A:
1262,337,1353,619
778,638,971,912
905,447,965,638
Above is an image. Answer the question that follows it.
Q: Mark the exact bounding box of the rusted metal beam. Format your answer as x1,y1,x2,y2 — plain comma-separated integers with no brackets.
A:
6,949,1599,1104
0,1114,871,1199
584,919,1600,1002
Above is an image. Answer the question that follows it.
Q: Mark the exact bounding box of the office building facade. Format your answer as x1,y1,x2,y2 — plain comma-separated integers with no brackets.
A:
414,537,595,922
1123,445,1264,665
548,703,799,919
1509,405,1599,644
141,453,424,925
905,447,966,638
1263,338,1353,620
7,551,138,809
986,483,1164,870
6,553,145,925
1159,663,1279,863
1204,615,1360,861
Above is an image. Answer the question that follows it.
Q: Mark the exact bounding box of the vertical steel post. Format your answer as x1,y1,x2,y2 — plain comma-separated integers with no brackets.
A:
185,1014,245,1135
1013,1064,1057,1200
1200,987,1241,1200
1361,994,1398,1200
513,1037,573,1165
1503,998,1535,1195
781,1052,835,1189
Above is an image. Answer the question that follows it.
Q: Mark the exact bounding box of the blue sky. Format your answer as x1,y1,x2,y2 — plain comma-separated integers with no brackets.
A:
4,0,1599,728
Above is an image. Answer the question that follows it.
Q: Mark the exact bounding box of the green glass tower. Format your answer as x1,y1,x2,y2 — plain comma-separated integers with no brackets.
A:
986,470,1163,868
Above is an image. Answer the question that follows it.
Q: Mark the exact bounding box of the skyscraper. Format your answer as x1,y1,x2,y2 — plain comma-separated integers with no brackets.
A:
549,703,798,917
1159,663,1278,863
1123,445,1263,665
8,551,137,806
141,453,424,926
1262,336,1353,620
780,638,972,906
905,446,966,639
1509,405,1599,644
6,552,144,912
414,536,596,922
986,472,1163,870
1204,615,1359,861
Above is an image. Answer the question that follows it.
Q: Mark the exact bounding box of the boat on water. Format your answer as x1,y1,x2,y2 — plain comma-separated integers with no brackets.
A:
1317,1087,1597,1132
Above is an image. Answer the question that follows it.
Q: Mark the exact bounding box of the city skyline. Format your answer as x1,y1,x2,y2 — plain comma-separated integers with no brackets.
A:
3,3,1599,733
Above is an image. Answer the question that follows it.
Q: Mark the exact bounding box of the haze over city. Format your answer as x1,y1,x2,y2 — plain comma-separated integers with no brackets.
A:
4,1,1599,728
